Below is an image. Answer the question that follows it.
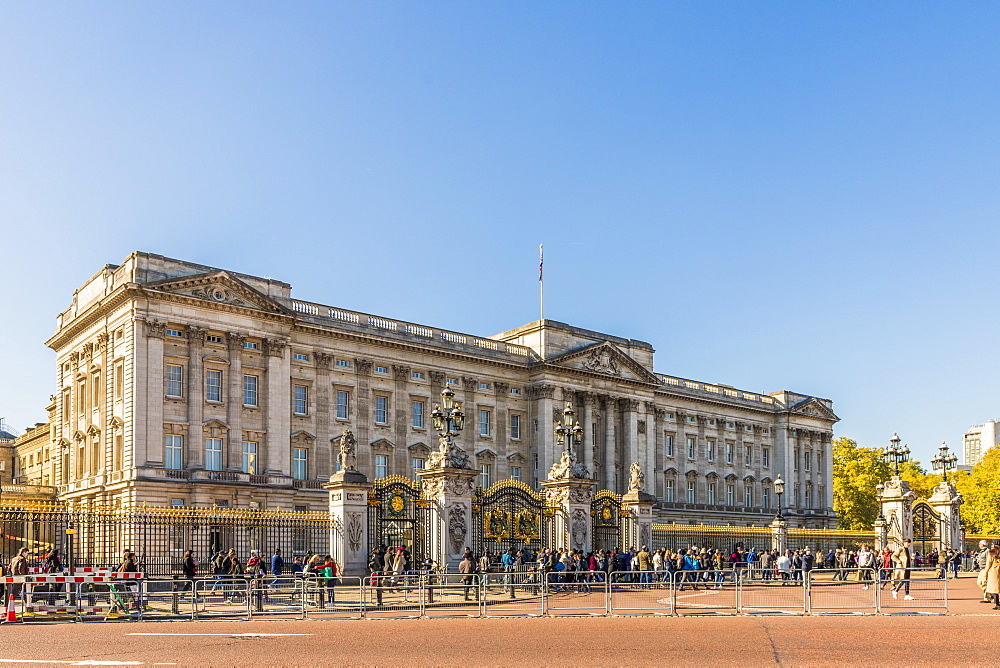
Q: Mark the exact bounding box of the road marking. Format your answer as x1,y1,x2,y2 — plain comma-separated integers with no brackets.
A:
126,633,313,637
0,661,142,666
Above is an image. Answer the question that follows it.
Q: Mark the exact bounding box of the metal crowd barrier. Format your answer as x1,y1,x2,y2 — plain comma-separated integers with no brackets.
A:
877,568,948,615
482,570,544,618
303,575,364,620
739,570,808,615
608,571,672,616
671,569,739,616
544,570,607,616
807,568,878,615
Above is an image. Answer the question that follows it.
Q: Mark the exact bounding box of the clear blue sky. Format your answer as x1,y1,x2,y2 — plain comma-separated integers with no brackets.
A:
2,2,998,466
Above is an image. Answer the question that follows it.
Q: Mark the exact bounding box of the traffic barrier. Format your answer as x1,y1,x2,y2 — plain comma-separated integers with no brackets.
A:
482,571,544,618
544,570,607,616
139,579,196,621
304,575,363,620
673,570,738,616
423,574,481,618
246,577,305,619
807,568,878,615
739,574,808,615
878,568,948,614
362,573,422,619
608,571,671,616
194,578,251,620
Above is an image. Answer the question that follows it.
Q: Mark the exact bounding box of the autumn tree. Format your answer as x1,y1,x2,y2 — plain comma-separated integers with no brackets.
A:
833,438,890,529
954,448,1000,534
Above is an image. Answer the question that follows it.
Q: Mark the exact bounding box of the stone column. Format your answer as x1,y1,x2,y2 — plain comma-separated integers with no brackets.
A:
325,469,372,577
770,517,788,553
392,365,411,476
354,358,374,475
528,384,556,486
418,467,479,570
580,393,596,478
224,332,246,471
264,338,290,476
603,396,616,491
929,481,964,552
186,327,206,469
622,400,640,475
643,402,658,500
877,476,916,550
541,477,595,553
314,353,333,478
873,515,889,551
493,382,510,477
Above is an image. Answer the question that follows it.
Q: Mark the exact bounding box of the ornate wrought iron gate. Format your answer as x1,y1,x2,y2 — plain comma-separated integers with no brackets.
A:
472,480,551,554
591,490,628,551
912,501,941,555
368,476,432,558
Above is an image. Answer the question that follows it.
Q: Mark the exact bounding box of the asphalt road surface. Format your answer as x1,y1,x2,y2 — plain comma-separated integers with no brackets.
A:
2,614,1000,667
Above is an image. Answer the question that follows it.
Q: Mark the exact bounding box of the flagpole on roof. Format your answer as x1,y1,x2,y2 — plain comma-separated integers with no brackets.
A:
539,244,545,360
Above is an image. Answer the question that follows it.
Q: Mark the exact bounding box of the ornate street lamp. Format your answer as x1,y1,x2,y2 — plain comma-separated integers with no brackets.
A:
773,474,785,521
882,433,910,475
931,441,958,482
554,403,584,457
428,386,468,469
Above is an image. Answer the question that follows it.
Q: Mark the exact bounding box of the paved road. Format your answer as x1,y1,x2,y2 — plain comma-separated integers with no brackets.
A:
2,615,1000,666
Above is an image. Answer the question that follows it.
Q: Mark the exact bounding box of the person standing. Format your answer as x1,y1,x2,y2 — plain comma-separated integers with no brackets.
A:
976,540,992,603
179,549,203,602
636,546,652,583
857,545,876,590
8,548,30,607
459,550,477,601
269,548,284,589
891,538,914,600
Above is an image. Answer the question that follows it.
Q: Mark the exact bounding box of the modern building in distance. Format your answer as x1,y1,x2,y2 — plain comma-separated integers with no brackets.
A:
15,252,837,527
962,420,1000,467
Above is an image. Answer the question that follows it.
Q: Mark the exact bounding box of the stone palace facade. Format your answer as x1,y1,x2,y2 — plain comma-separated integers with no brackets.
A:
21,252,837,527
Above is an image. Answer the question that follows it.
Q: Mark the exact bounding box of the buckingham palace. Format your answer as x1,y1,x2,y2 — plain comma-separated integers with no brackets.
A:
17,252,837,528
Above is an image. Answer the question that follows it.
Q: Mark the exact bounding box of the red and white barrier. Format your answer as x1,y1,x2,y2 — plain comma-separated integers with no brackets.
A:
1,573,143,583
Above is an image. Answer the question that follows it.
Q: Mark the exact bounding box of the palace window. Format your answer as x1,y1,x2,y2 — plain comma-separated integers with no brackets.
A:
243,375,258,407
745,486,753,507
446,378,458,385
763,487,771,509
92,372,101,407
336,391,349,419
726,442,734,464
805,452,811,471
293,353,309,361
687,481,696,503
817,451,823,475
510,388,520,395
242,441,257,474
479,410,491,437
708,483,716,505
665,479,675,502
479,383,490,390
375,366,388,374
243,341,258,350
727,484,735,506
205,438,223,471
205,369,222,402
412,401,424,428
707,439,715,461
374,454,388,479
762,447,770,468
293,448,308,480
411,371,424,380
411,458,424,477
166,364,184,398
510,414,521,440
206,335,223,344
511,467,521,482
665,434,674,457
293,385,308,415
165,435,183,470
480,463,491,488
374,396,388,424
745,445,753,466
336,359,350,368
687,437,695,459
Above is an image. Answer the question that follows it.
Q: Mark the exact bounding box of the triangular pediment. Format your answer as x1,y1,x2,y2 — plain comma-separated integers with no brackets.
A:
142,271,293,315
290,430,316,442
789,397,839,421
545,341,660,384
369,438,395,451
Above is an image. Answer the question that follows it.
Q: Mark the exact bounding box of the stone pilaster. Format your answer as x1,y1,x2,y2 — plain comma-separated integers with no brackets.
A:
264,338,289,476
417,467,478,570
186,327,206,469
141,318,166,467
354,358,373,475
325,470,372,577
581,393,596,478
928,481,964,552
224,333,246,471
314,353,333,478
770,517,788,552
392,365,411,476
878,475,916,550
541,477,595,552
527,384,556,485
603,396,616,491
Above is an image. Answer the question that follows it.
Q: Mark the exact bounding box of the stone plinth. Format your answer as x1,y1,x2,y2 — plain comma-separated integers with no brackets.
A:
929,481,964,551
417,467,478,570
541,477,596,552
324,470,371,578
770,517,788,553
621,489,656,551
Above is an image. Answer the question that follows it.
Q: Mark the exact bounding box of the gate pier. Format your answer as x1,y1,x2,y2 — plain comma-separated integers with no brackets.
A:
418,467,478,570
324,469,372,577
541,477,595,552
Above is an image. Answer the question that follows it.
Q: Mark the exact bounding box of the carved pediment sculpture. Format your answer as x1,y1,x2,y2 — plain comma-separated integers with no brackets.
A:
583,347,620,376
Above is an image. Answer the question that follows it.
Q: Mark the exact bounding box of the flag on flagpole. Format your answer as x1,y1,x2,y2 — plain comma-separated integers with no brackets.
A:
539,244,544,281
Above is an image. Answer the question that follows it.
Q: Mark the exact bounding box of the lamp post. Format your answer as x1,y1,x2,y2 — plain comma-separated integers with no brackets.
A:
554,402,584,460
931,441,958,482
429,386,467,468
882,433,910,475
773,474,785,522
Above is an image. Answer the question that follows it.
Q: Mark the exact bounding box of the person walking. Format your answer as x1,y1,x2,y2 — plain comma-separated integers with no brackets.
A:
322,555,338,607
178,549,203,602
8,548,30,609
636,546,652,584
459,550,477,601
776,549,792,585
857,545,876,589
269,548,284,590
891,538,914,600
976,540,992,603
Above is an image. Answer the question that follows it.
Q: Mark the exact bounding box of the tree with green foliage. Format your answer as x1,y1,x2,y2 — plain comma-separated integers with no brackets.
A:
954,447,1000,534
832,437,934,530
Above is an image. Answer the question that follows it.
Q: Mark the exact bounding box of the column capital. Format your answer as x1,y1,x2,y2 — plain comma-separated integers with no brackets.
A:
225,332,247,350
262,337,287,357
354,358,374,375
143,319,166,339
461,376,479,390
526,384,556,400
428,370,447,385
313,352,333,369
392,365,411,380
493,381,510,396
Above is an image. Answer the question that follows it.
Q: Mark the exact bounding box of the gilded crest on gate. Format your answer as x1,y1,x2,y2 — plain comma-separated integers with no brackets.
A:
485,508,510,539
387,491,408,518
512,510,539,544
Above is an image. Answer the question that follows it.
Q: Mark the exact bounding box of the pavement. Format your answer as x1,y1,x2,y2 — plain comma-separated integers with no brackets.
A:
0,575,995,666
